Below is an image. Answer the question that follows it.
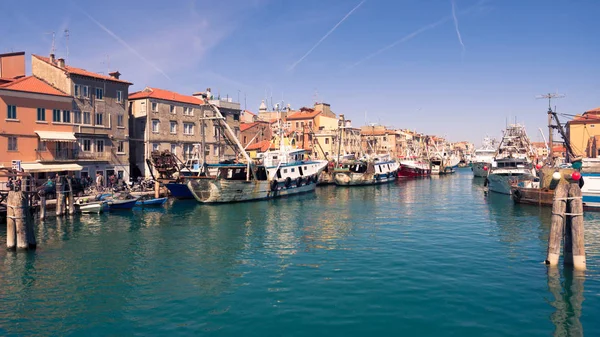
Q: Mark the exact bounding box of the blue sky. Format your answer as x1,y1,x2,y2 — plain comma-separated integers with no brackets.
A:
1,0,599,144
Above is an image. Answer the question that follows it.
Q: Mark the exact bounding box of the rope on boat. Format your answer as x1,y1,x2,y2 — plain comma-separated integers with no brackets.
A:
552,196,583,201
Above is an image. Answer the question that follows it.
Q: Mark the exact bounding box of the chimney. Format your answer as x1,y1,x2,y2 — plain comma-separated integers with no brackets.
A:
57,58,65,68
50,53,55,64
108,70,121,79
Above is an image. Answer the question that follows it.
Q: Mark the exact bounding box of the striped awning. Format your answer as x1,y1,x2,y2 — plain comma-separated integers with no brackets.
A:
35,131,77,142
21,163,83,173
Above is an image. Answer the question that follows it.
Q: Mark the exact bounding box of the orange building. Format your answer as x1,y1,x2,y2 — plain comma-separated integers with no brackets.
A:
0,75,79,179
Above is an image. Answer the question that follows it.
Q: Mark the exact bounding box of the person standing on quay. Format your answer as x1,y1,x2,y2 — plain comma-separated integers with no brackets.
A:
96,172,104,192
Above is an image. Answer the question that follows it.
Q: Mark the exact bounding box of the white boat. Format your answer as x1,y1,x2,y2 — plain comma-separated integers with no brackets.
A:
487,124,536,195
334,154,399,186
187,102,327,203
472,137,497,177
580,159,600,209
76,200,106,214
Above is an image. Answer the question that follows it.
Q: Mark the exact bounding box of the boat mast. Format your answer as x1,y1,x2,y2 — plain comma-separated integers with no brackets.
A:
337,114,344,163
205,101,253,180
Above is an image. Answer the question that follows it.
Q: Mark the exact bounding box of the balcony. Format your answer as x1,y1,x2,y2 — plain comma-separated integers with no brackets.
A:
36,149,111,162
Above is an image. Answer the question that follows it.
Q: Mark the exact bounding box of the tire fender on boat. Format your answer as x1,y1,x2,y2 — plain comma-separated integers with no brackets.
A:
296,177,302,187
270,179,278,191
285,177,292,188
484,178,488,187
512,189,522,202
313,175,319,183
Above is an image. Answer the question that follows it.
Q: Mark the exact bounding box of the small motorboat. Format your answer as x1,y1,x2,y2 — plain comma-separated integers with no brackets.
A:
136,196,168,207
105,193,138,210
76,200,106,214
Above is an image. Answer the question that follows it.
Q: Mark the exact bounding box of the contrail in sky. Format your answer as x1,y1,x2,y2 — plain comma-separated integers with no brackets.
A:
82,11,171,80
451,0,465,54
348,16,450,69
288,0,367,71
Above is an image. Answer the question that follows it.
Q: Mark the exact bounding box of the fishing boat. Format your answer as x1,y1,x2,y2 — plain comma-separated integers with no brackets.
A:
136,196,168,207
472,137,497,177
487,124,536,195
165,181,195,199
334,154,399,186
398,141,430,177
187,101,327,203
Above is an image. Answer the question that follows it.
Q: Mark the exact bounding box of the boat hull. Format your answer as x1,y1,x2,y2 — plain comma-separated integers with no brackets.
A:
486,174,514,195
510,186,554,206
581,173,600,209
136,197,168,207
166,182,194,199
472,162,490,178
107,199,138,210
187,177,317,203
77,202,105,214
334,171,397,186
398,163,430,177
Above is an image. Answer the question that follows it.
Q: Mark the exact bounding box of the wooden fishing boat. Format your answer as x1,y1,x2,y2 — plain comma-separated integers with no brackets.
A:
76,201,106,214
334,154,399,186
165,181,195,199
510,181,554,206
136,196,168,207
105,194,138,210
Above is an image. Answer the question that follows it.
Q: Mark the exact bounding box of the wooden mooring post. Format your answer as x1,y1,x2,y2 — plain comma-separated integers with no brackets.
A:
545,181,586,270
39,190,47,220
6,191,36,250
67,176,75,215
56,176,65,216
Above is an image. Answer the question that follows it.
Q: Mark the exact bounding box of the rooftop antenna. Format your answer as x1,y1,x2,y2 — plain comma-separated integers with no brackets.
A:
45,31,56,55
536,92,565,162
64,29,70,63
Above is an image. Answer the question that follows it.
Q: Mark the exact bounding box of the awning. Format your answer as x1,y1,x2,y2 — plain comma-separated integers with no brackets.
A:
21,163,83,173
35,131,77,142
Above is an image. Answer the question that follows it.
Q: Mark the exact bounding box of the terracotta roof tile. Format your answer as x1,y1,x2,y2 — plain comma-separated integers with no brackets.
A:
240,122,258,132
33,54,132,85
585,107,600,113
246,140,275,152
129,87,202,105
286,110,322,120
0,76,68,96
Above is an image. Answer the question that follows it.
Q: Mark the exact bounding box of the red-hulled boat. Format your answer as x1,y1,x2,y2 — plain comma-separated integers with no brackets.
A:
397,160,431,177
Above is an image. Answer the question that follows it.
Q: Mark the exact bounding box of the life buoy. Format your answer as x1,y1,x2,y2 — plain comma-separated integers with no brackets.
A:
512,189,522,202
296,177,302,187
270,179,278,191
285,177,292,188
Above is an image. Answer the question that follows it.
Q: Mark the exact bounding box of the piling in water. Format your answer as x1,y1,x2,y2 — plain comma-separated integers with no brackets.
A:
568,183,585,270
39,191,47,220
546,182,568,265
6,191,35,250
56,177,64,216
67,177,75,215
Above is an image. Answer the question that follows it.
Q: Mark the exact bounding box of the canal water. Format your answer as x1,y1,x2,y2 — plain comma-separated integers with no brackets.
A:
1,169,599,336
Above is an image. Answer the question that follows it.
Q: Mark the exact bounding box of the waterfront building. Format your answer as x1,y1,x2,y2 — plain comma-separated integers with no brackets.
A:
566,107,600,158
240,110,257,123
240,121,273,149
0,53,79,180
200,93,242,163
32,53,132,182
360,125,405,159
285,103,337,158
128,87,205,178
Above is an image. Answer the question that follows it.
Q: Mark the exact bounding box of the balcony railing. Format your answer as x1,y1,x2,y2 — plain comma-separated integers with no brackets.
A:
36,149,111,162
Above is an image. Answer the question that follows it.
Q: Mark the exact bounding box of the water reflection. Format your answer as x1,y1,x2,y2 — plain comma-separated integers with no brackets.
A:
547,267,585,337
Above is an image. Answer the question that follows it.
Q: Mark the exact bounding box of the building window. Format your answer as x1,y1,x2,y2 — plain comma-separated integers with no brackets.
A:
117,90,123,103
184,144,193,159
170,121,177,134
83,139,91,152
83,85,89,98
38,140,47,151
152,143,159,151
183,123,194,135
296,122,299,128
73,111,81,124
95,113,103,126
8,136,17,151
171,144,177,154
37,108,46,121
83,111,91,125
170,105,175,114
233,113,239,121
151,102,158,112
117,115,124,127
96,140,104,153
52,109,61,122
152,119,160,133
63,110,71,123
243,136,247,143
74,84,80,97
7,105,16,119
325,138,329,144
117,141,124,153
95,87,104,100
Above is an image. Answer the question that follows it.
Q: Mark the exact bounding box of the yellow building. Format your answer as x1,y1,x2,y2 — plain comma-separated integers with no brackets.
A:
566,107,600,157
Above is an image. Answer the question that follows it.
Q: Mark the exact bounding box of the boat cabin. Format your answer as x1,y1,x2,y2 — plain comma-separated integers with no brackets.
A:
260,149,307,167
215,165,268,181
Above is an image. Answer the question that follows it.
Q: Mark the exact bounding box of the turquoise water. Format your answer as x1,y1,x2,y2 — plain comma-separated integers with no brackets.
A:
1,168,599,336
